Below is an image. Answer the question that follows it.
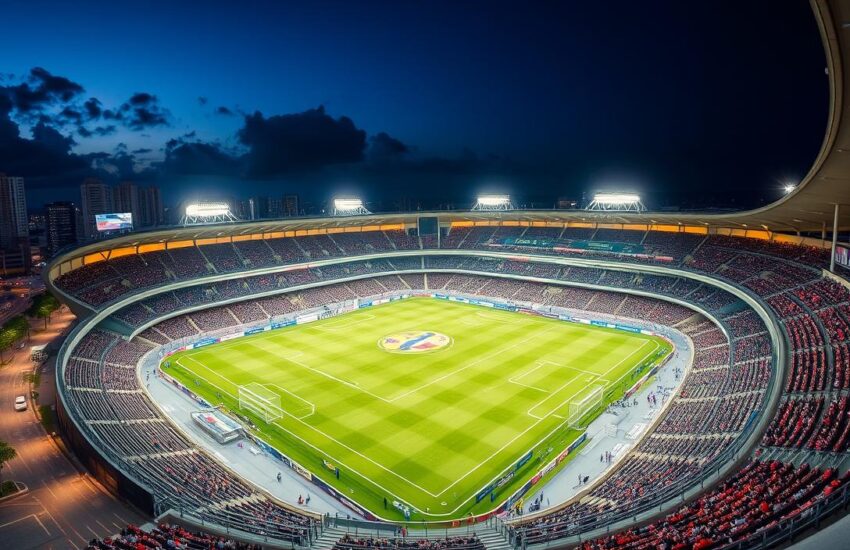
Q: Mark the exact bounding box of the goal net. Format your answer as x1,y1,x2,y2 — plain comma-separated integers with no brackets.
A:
566,385,605,428
238,383,284,423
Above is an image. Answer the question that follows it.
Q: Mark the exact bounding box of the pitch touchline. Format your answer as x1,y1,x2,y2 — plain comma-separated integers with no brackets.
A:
177,323,569,500
174,321,667,510
177,356,443,498
525,339,655,420
314,314,376,332
172,358,428,507
433,337,664,499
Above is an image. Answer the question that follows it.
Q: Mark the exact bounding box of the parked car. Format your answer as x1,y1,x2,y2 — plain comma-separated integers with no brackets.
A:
14,395,27,411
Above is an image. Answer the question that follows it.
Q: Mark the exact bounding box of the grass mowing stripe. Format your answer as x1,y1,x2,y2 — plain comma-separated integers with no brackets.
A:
164,297,671,520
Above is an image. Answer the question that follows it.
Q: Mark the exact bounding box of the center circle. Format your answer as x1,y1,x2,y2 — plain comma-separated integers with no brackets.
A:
378,331,452,353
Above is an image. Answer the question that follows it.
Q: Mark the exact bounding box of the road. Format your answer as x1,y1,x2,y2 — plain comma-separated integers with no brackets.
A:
0,309,147,549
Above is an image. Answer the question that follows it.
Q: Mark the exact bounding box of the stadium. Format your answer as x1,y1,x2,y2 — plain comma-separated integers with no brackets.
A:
16,0,850,548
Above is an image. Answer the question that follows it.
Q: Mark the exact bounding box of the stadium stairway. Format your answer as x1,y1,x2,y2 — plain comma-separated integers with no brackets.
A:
477,529,513,550
309,525,512,550
312,526,347,550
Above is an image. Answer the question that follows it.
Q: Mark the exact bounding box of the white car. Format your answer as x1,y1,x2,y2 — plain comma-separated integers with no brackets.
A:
14,395,26,411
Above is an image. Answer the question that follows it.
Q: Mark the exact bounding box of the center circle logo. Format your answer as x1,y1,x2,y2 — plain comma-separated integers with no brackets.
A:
378,331,452,353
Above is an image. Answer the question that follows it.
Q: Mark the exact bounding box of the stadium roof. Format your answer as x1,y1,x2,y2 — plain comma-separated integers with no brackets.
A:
53,0,850,260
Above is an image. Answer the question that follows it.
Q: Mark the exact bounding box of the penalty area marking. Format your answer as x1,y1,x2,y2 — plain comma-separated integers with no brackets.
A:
167,315,669,514
269,383,317,420
509,360,602,393
524,339,660,420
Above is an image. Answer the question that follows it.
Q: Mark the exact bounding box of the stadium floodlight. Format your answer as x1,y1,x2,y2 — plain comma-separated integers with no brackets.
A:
181,201,239,226
586,193,646,212
783,184,796,194
332,197,371,216
472,194,514,211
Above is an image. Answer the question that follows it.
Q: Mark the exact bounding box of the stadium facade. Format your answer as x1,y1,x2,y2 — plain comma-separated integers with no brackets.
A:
45,0,850,548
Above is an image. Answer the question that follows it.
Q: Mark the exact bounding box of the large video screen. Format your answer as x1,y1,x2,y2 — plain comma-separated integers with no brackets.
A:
836,244,850,269
95,213,133,232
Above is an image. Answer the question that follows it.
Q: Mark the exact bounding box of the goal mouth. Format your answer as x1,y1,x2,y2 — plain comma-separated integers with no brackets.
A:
566,385,606,428
238,382,314,422
377,331,452,354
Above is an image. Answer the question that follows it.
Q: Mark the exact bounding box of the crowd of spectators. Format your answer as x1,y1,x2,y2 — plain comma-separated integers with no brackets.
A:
574,460,843,550
64,328,316,544
87,523,265,550
56,224,850,547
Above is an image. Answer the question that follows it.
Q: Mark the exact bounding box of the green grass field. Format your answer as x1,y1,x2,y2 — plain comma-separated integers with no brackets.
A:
163,297,671,521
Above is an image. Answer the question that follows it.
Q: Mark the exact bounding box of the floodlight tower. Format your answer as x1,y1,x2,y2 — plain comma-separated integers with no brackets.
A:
181,202,239,226
472,195,514,211
585,193,646,212
332,198,371,216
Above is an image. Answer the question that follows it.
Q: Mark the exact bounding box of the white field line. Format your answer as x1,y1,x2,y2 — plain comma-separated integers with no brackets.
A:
385,324,563,403
509,359,600,393
476,311,526,324
172,303,669,514
525,369,588,420
177,322,575,501
595,340,662,389
268,383,316,419
314,314,375,332
173,358,428,509
281,355,394,403
432,339,665,503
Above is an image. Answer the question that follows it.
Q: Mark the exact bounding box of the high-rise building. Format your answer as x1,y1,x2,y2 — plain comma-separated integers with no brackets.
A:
0,174,30,274
138,185,164,227
45,202,80,256
284,194,299,217
251,196,270,219
0,174,28,250
268,196,284,218
113,181,140,227
80,178,113,239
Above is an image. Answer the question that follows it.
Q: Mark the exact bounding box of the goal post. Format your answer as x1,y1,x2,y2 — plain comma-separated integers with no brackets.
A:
238,383,284,423
566,385,605,428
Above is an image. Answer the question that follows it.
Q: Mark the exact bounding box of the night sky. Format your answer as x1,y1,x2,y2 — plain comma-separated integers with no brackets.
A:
0,0,828,211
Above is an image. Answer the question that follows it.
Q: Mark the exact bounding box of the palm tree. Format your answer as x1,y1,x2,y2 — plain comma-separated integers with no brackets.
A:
0,440,16,493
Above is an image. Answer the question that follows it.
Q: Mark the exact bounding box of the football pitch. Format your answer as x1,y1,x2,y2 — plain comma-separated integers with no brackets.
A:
163,297,672,521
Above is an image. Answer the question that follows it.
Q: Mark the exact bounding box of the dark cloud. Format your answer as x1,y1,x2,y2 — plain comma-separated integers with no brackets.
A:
0,112,90,180
162,138,242,176
83,97,102,119
214,106,234,116
197,96,208,106
118,92,170,129
369,131,410,160
59,106,83,123
238,106,367,177
133,148,153,154
6,67,85,114
77,125,117,138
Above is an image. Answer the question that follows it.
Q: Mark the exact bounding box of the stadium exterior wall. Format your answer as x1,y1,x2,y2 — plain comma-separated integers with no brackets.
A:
54,321,157,516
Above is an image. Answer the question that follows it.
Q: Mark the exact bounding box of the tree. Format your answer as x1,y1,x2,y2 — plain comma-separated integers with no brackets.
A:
27,294,60,330
0,440,16,489
0,316,29,362
0,328,15,363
